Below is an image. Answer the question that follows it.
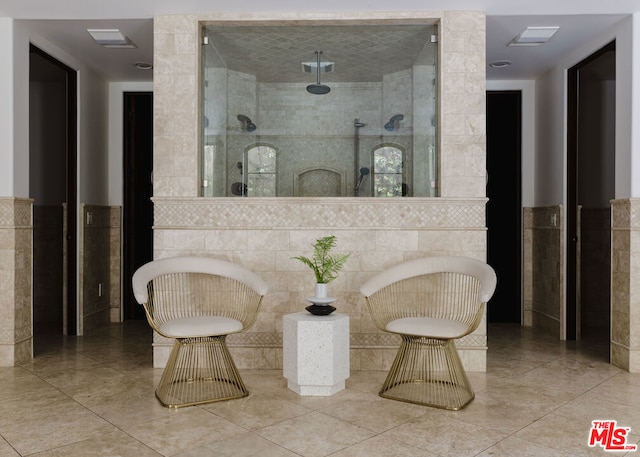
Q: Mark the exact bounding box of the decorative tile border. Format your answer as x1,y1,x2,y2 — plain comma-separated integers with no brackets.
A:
212,331,485,350
153,197,488,230
611,198,640,229
0,198,33,227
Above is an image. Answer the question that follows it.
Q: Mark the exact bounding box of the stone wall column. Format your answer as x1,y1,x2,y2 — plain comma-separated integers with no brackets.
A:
611,199,640,372
0,198,33,366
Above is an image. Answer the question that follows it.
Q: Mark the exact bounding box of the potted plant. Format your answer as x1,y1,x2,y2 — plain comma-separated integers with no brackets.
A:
293,235,350,298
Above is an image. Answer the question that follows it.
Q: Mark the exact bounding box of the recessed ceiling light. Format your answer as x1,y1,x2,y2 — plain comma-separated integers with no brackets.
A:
508,26,559,47
489,60,512,69
87,29,137,49
133,61,153,70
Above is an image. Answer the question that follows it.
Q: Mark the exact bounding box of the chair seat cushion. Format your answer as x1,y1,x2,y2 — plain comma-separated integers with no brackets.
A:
158,316,243,338
386,317,468,339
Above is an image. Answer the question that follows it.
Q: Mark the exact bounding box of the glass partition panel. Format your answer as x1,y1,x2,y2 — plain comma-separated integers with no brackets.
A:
201,22,438,197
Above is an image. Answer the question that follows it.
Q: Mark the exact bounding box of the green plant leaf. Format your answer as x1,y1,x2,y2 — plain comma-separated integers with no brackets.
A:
292,235,350,283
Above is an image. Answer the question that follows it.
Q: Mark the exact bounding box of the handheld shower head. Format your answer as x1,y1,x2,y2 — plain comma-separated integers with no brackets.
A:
237,114,256,132
354,167,370,192
384,114,405,131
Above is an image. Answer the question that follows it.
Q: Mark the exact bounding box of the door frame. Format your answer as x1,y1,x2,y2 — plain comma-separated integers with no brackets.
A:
29,44,78,336
486,90,523,323
566,40,616,341
486,80,535,327
123,91,154,320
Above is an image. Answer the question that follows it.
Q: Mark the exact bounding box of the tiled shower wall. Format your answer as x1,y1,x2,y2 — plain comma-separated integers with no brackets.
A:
205,68,429,197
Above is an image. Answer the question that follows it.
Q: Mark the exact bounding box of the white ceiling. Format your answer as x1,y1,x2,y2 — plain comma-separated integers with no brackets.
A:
2,0,638,82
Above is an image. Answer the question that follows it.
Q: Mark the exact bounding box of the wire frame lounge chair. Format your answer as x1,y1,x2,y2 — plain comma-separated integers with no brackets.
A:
360,256,496,410
132,256,268,408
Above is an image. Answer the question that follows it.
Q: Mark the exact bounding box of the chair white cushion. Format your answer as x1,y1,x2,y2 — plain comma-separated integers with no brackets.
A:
158,316,243,338
386,317,468,339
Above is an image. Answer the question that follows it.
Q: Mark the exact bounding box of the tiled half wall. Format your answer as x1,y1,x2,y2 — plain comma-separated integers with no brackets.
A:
153,197,489,371
0,198,33,366
611,199,640,371
80,205,122,333
523,206,563,337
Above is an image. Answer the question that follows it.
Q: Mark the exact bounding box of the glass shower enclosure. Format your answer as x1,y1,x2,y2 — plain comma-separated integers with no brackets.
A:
201,22,438,198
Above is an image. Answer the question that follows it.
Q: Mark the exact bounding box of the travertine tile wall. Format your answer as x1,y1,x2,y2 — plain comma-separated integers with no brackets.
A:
523,208,534,327
0,198,33,366
439,12,487,198
152,197,489,371
611,199,640,371
206,70,423,197
80,205,116,333
523,206,563,337
153,11,490,371
110,207,122,322
234,79,409,197
524,202,640,372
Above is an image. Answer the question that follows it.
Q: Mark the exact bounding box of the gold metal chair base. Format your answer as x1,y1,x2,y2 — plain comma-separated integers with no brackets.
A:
379,335,475,411
156,335,248,408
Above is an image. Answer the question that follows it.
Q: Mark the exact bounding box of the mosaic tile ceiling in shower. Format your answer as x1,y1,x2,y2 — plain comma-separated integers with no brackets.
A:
203,24,437,83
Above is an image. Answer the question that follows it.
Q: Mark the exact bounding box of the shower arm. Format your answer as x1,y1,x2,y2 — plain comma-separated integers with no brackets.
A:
315,51,322,85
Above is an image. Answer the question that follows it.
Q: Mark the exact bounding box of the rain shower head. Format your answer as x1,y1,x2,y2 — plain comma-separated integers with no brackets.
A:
384,114,405,131
237,114,256,132
306,51,331,95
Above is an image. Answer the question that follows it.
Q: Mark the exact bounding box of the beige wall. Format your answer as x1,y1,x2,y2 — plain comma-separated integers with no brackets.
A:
152,11,489,371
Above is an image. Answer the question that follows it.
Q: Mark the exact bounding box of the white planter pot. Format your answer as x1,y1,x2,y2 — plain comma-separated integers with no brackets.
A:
315,283,328,298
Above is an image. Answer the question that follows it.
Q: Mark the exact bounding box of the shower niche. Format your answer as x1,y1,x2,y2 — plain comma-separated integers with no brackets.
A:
201,22,438,197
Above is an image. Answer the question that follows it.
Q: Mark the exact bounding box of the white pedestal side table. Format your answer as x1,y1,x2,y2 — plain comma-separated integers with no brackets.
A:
283,312,350,396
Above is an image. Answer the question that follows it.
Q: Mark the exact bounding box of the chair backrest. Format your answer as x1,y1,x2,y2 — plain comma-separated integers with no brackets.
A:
360,256,496,302
132,256,268,331
360,256,497,332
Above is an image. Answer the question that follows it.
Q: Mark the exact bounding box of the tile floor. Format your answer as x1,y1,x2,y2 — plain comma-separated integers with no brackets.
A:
1,322,639,456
